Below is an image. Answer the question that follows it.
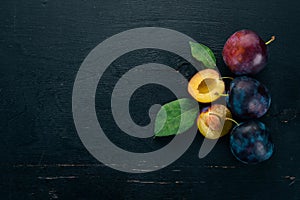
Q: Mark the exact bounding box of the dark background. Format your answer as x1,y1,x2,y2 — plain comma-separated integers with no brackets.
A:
1,0,300,199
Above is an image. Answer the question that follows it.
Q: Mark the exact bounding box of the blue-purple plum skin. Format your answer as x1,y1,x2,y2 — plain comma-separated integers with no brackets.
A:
227,76,271,119
230,120,274,164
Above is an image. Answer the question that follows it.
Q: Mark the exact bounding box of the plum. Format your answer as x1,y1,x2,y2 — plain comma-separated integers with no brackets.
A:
227,76,271,119
230,120,274,164
223,30,274,75
188,69,225,103
197,104,233,139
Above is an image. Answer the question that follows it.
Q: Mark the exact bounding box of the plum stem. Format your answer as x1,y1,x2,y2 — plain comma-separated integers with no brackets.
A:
225,117,239,126
208,113,239,126
215,93,229,97
265,36,276,45
220,77,234,80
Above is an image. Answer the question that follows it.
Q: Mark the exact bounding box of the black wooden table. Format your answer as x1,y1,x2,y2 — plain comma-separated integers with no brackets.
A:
1,0,299,199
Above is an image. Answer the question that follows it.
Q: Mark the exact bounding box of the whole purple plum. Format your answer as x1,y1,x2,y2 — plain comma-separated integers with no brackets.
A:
230,120,274,164
223,30,273,75
227,76,271,119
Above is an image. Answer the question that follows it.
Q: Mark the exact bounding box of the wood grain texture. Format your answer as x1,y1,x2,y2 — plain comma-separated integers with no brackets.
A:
0,0,300,199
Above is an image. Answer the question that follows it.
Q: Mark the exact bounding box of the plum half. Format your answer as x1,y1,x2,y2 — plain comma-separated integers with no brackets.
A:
222,30,272,75
197,104,233,139
188,69,225,103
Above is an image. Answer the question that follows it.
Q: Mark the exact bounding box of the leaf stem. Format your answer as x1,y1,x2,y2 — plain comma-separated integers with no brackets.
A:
265,36,276,45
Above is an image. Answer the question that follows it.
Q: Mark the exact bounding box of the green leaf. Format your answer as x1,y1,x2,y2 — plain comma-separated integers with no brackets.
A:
154,98,199,137
189,41,216,69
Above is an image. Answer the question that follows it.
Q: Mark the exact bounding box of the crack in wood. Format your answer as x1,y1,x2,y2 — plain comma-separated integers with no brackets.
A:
38,176,78,180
